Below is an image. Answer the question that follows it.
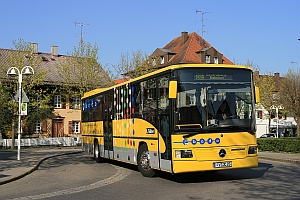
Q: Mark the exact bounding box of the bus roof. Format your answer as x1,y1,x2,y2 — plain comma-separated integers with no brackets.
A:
82,64,252,99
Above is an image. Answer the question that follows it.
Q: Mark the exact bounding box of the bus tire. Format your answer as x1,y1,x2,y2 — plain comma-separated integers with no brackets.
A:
94,140,103,163
137,144,156,177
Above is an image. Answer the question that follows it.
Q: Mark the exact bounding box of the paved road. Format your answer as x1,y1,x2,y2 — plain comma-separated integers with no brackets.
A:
1,147,299,186
0,151,299,200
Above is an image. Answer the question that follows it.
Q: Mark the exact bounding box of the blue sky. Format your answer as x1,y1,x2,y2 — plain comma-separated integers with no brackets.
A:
1,0,299,75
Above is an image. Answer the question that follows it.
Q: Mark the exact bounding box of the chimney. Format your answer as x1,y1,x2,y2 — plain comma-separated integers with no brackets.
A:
51,46,58,56
274,72,280,91
31,43,38,53
182,31,188,43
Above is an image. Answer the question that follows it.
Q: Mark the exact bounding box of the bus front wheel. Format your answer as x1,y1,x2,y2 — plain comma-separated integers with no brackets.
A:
137,144,156,177
94,140,103,163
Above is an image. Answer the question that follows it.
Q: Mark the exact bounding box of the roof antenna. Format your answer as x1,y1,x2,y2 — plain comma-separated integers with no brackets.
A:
196,10,211,44
74,21,94,41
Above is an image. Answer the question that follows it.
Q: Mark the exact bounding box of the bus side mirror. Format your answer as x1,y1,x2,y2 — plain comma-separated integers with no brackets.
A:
255,86,260,103
169,80,177,99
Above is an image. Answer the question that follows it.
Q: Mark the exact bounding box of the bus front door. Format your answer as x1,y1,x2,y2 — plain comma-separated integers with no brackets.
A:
157,76,172,172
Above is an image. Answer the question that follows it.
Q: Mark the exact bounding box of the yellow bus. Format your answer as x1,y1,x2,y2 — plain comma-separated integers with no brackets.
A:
81,64,259,177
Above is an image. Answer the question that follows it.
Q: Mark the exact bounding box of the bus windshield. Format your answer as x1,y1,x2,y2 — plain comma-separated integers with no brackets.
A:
174,68,255,133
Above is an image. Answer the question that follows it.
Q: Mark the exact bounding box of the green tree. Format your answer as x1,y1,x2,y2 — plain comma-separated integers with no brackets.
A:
254,72,278,131
114,50,159,79
0,87,14,139
278,68,300,137
56,38,114,97
0,38,54,142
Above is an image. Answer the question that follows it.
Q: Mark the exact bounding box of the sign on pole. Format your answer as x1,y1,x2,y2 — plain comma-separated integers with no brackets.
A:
20,103,27,116
13,88,29,103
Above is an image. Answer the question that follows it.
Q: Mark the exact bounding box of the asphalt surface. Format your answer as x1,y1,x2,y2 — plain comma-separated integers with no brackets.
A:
0,147,299,185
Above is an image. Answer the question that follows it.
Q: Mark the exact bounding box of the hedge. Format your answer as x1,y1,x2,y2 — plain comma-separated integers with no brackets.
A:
257,138,300,153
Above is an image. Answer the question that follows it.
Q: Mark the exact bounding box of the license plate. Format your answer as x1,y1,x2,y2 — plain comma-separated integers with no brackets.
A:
213,161,232,168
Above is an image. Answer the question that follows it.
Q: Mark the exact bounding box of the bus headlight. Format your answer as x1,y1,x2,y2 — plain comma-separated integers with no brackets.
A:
248,146,257,154
175,150,193,158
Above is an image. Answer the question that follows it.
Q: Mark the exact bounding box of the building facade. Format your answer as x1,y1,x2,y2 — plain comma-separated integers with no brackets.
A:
0,44,108,138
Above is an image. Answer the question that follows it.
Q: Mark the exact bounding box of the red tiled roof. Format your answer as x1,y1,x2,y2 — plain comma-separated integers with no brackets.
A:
115,78,130,84
159,32,232,66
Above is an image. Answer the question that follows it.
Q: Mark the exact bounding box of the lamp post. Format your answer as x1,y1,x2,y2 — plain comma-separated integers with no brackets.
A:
270,105,284,138
7,66,34,160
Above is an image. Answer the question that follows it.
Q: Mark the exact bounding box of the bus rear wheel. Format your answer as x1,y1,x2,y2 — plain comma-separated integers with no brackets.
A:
94,140,103,163
137,144,156,177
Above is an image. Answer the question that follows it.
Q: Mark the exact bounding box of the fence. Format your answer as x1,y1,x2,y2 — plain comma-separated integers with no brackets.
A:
0,137,82,148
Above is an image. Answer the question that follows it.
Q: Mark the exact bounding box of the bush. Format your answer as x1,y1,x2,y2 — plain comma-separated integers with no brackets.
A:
257,138,300,153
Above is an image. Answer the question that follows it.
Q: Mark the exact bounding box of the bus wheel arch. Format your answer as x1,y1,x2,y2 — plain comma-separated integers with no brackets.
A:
137,143,156,177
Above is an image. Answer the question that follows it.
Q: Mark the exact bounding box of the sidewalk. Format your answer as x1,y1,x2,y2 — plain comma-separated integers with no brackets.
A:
0,148,299,185
0,147,83,185
258,151,300,164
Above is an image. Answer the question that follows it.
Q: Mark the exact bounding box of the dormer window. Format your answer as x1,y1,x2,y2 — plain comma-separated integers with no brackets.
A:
214,56,218,64
205,55,210,63
160,56,164,64
152,58,156,66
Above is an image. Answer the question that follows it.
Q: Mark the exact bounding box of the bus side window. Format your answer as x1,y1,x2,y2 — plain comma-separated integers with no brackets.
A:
133,83,142,118
142,79,157,124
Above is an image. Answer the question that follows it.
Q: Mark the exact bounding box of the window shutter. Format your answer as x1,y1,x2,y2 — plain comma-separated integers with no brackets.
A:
41,121,47,134
78,122,81,134
69,121,73,134
69,97,73,109
259,111,263,119
62,95,66,109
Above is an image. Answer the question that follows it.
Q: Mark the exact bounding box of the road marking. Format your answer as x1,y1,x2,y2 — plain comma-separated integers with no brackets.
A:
8,165,131,200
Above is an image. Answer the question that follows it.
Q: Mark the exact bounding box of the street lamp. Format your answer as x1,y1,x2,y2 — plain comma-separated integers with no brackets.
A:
270,105,284,138
7,66,34,160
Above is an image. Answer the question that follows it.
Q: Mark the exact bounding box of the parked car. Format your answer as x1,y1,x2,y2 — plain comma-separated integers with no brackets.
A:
260,133,277,138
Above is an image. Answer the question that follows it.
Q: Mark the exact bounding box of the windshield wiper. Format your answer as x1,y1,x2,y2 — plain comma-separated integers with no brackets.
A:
181,129,210,138
217,126,254,134
181,126,254,138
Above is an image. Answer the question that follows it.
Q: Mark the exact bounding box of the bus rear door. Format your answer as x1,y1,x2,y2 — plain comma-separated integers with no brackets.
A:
103,92,113,159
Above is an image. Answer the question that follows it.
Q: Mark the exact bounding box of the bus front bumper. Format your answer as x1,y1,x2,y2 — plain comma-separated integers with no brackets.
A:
172,156,258,174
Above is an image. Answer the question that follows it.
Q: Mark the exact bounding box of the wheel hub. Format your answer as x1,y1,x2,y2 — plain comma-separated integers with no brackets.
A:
140,151,151,171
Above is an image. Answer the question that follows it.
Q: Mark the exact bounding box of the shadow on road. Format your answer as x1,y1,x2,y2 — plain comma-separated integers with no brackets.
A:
159,162,273,183
88,157,274,184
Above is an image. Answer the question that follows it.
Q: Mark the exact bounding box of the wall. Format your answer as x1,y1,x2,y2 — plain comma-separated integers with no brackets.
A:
55,108,81,136
1,137,82,148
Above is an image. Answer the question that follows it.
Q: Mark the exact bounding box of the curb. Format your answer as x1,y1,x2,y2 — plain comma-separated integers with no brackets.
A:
259,156,300,164
0,150,83,185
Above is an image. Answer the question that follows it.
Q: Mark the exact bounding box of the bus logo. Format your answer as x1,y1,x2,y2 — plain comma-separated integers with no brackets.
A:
181,138,221,145
219,149,226,158
191,139,197,145
183,139,188,145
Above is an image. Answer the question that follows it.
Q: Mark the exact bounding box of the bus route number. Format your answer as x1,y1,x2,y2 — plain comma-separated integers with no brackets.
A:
194,73,233,80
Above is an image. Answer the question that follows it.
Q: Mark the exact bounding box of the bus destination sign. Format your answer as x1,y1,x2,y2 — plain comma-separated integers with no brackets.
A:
194,73,233,80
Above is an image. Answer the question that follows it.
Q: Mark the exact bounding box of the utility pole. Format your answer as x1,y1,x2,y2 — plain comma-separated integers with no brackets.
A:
196,10,211,39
